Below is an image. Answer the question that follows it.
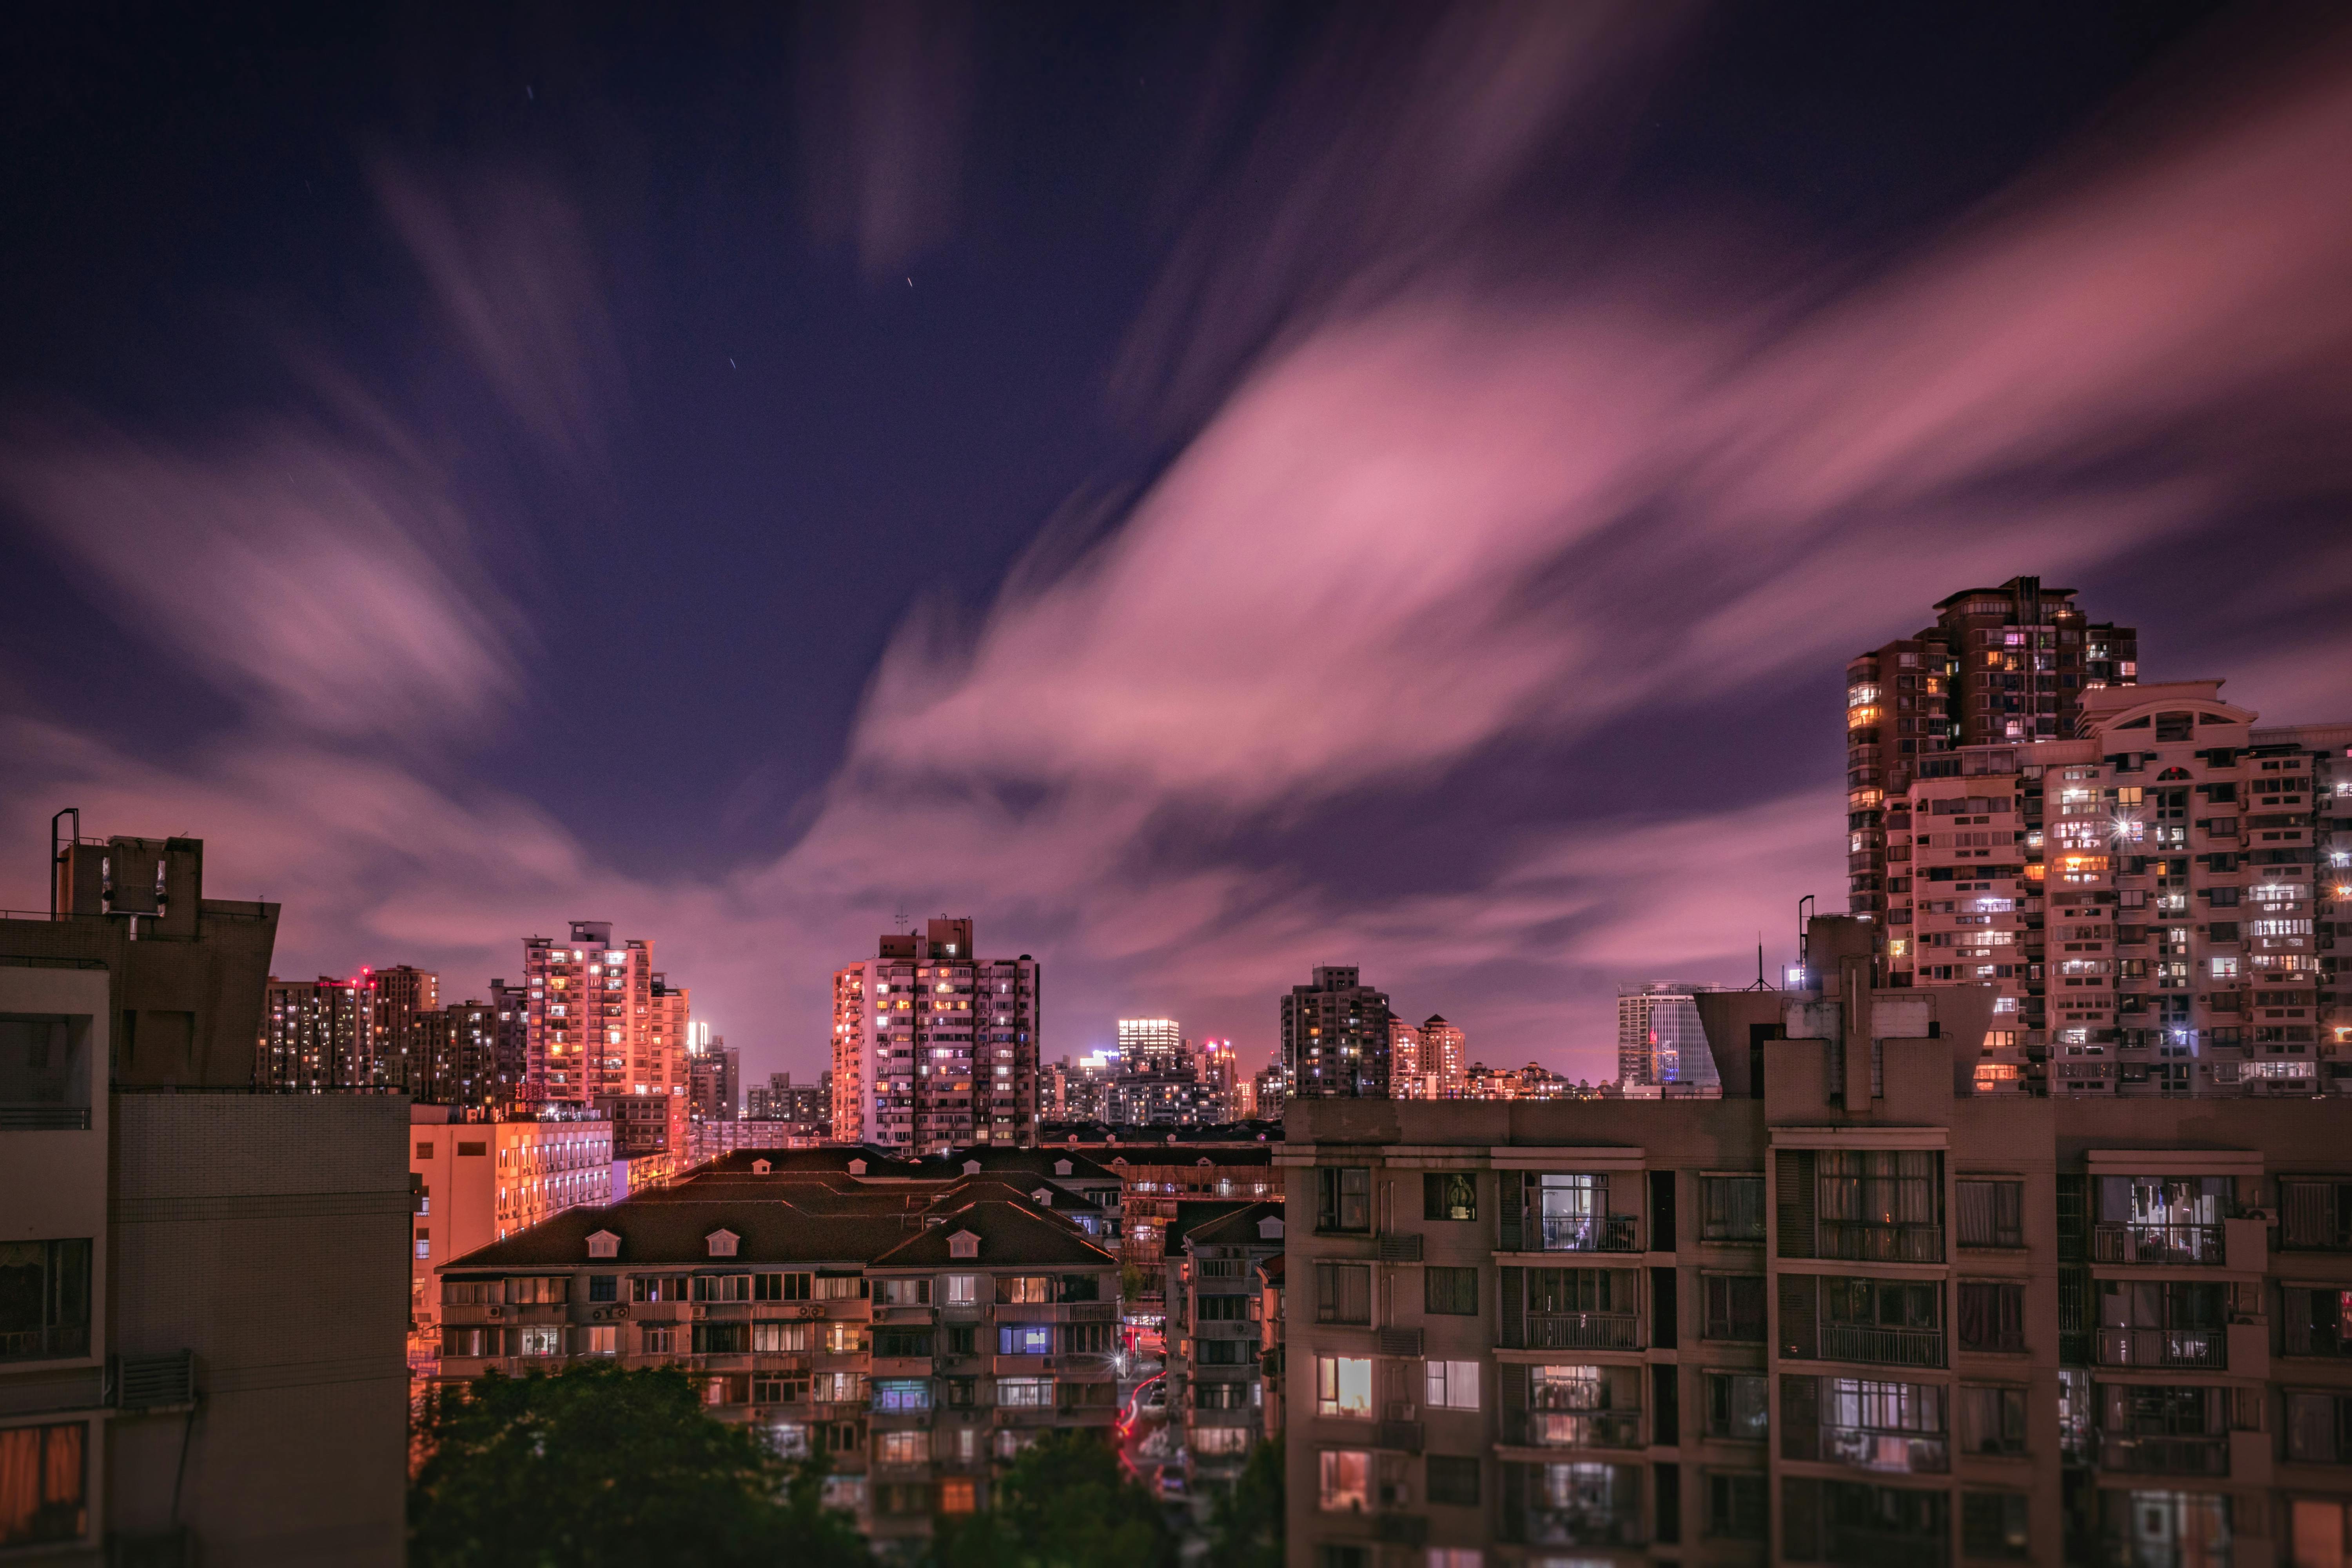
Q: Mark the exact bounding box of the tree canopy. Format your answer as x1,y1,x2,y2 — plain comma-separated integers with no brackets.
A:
1206,1435,1283,1568
925,1429,1178,1568
409,1364,869,1568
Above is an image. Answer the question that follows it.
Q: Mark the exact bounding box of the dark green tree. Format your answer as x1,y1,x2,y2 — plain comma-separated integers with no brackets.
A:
409,1363,869,1568
1206,1435,1283,1568
927,1429,1177,1568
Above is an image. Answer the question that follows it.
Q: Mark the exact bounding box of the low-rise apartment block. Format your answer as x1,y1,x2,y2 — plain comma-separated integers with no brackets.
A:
1284,915,2352,1568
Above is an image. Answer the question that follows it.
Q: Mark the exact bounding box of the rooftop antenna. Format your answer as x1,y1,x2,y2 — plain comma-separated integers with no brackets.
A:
49,808,79,920
894,898,909,935
1742,935,1776,991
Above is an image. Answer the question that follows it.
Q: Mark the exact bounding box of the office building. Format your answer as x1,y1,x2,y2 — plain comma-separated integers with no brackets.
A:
830,918,1040,1155
1617,984,1724,1090
1848,577,2139,921
430,1149,1120,1550
256,973,375,1091
1284,913,2352,1568
369,962,439,1091
3,827,404,1564
1281,965,1397,1100
1118,1018,1185,1074
1878,678,2350,1095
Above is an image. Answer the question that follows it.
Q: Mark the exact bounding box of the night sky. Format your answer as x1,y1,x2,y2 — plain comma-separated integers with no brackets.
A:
5,2,2348,1087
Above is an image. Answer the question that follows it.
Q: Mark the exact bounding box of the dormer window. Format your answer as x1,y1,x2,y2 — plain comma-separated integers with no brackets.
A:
751,1160,771,1176
1032,1188,1054,1205
706,1229,740,1258
1257,1216,1284,1241
948,1230,980,1259
963,1160,982,1176
1053,1160,1073,1177
587,1230,620,1259
848,1160,867,1176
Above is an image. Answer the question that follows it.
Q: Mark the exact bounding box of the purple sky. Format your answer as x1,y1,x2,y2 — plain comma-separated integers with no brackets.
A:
5,4,2350,1087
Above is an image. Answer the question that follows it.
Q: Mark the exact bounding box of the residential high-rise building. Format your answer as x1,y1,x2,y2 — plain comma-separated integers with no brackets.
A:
257,974,375,1091
1615,984,1723,1089
413,999,501,1107
488,976,530,1107
1419,1014,1466,1095
521,922,686,1157
1847,576,2138,922
1250,1063,1285,1119
687,1034,740,1122
1285,918,2352,1568
368,963,438,1090
1117,1017,1184,1073
830,918,1040,1154
1881,677,2350,1094
1279,965,1395,1099
1199,1038,1240,1118
4,828,405,1563
1388,1016,1425,1092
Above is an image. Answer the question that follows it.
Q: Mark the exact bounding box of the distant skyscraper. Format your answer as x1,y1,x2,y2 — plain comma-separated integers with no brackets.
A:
830,917,1040,1154
369,964,438,1090
1280,965,1395,1099
1419,1015,1466,1096
1616,984,1722,1088
1198,1038,1240,1118
1388,1018,1424,1089
1846,576,2138,921
1118,1018,1184,1073
687,1033,740,1122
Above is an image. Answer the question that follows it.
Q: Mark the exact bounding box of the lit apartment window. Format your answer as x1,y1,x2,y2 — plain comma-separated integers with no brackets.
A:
1316,1355,1373,1418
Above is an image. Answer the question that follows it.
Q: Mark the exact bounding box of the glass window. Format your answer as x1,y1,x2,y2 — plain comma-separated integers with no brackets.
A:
1703,1275,1767,1341
997,1377,1053,1409
1425,1267,1477,1316
944,1274,978,1304
873,1379,930,1412
1425,1456,1480,1508
1316,1356,1374,1418
1316,1263,1372,1325
1319,1448,1372,1512
1425,1360,1479,1410
1957,1385,2028,1456
0,1240,98,1363
1318,1168,1371,1232
1706,1471,1767,1541
1957,1181,2025,1248
0,1420,86,1549
1957,1282,2025,1353
997,1325,1052,1356
1705,1373,1768,1442
1424,1172,1477,1222
1962,1492,2029,1560
1700,1176,1766,1241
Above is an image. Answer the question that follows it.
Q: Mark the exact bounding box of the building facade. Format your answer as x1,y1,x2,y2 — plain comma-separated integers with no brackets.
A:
1848,577,2139,923
1166,1202,1285,1485
369,963,439,1091
1119,1018,1185,1074
1283,965,1397,1100
1877,679,2349,1096
3,829,405,1565
430,1151,1119,1549
257,973,376,1091
412,998,502,1107
520,922,684,1154
1284,915,2352,1568
688,1036,742,1123
830,918,1041,1155
1619,985,1726,1091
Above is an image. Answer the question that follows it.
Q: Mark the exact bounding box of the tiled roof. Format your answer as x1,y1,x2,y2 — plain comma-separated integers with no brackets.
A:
441,1198,920,1270
1181,1201,1283,1249
866,1201,1116,1270
1160,1200,1260,1252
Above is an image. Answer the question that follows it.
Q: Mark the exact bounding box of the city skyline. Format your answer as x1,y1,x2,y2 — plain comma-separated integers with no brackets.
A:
7,7,2352,1092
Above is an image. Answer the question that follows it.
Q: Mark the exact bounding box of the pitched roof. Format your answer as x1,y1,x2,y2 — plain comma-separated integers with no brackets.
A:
441,1197,915,1271
1161,1200,1261,1252
1181,1201,1284,1250
866,1200,1116,1270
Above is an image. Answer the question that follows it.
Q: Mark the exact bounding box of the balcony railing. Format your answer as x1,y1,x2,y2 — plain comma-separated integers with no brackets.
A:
2091,1222,2224,1265
0,1325,91,1363
0,1105,92,1131
1524,1312,1639,1351
1524,1508,1646,1549
1818,1223,1944,1265
2097,1435,2228,1475
1522,1410,1644,1450
1536,1214,1641,1253
1818,1324,1945,1369
2094,1327,2225,1370
1817,1427,1948,1475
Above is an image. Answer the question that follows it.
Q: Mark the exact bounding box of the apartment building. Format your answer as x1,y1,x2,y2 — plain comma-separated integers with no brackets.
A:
1284,915,2352,1568
1285,965,1398,1100
1098,1142,1282,1284
1877,679,2350,1095
1120,1018,1186,1073
369,963,439,1091
428,1150,1119,1547
520,922,686,1155
1849,578,2140,922
3,828,405,1565
411,998,501,1107
1165,1201,1285,1485
256,972,375,1091
1619,987,1727,1091
829,918,1042,1155
688,1037,742,1123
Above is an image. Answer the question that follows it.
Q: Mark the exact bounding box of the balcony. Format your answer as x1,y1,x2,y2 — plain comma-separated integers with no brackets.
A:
1818,1324,1944,1369
1534,1214,1641,1254
2092,1223,2223,1266
1524,1312,1639,1351
1522,1506,1645,1550
1815,1427,1948,1475
2094,1328,2225,1370
1819,1223,1945,1265
1519,1410,1644,1450
2097,1435,2228,1476
1374,1419,1423,1453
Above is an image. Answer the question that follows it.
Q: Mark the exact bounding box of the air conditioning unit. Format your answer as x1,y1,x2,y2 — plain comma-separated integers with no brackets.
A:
693,1305,710,1319
614,1304,630,1320
487,1307,504,1319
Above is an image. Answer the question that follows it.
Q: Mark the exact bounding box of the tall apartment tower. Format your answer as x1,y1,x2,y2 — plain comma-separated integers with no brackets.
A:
520,924,682,1152
1117,1017,1184,1073
1388,1017,1424,1091
1847,577,2138,920
1199,1038,1240,1118
412,999,499,1106
1616,983,1722,1088
368,963,438,1090
686,1034,740,1122
1280,965,1395,1099
257,975,375,1091
488,976,529,1109
1419,1014,1466,1095
830,917,1040,1154
1883,677,2350,1094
